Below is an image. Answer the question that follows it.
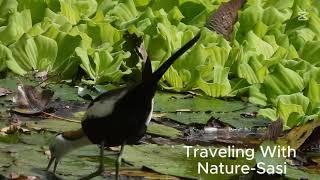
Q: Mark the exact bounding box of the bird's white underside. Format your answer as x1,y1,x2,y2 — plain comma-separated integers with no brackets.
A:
145,99,154,125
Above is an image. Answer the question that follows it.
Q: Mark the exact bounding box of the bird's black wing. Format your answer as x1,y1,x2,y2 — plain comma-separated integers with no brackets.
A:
82,83,151,145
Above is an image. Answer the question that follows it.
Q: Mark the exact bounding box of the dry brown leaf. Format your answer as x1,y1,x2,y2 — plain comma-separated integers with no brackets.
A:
123,31,151,82
12,85,54,115
0,125,31,135
0,87,12,97
240,112,258,118
278,119,320,150
0,126,11,134
0,116,31,135
206,0,246,39
9,173,40,180
299,126,320,152
264,118,283,141
33,71,48,81
109,146,121,151
206,117,235,128
123,32,146,60
31,127,43,131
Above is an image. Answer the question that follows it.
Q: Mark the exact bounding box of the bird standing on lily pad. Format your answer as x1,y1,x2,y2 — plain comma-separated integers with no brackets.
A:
46,32,200,179
46,0,246,178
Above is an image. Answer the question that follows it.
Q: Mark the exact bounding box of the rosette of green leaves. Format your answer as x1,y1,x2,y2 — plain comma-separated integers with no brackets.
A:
228,0,320,127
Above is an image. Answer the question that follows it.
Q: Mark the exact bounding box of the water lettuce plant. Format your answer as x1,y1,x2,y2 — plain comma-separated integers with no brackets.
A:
0,0,320,128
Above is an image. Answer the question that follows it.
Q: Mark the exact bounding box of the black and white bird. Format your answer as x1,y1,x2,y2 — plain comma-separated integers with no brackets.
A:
46,0,247,178
46,32,201,180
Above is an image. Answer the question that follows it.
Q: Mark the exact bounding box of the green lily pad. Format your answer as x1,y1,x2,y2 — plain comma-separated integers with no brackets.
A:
286,166,320,180
25,119,81,133
278,120,320,149
72,111,86,121
164,105,270,128
49,84,86,102
19,132,53,146
147,123,182,138
154,93,246,113
0,141,116,179
123,144,256,180
0,77,18,90
0,73,37,91
44,144,121,179
212,109,271,129
4,146,46,176
0,151,13,168
164,112,212,125
0,134,20,144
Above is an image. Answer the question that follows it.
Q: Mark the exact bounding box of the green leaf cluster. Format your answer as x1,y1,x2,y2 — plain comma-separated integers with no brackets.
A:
0,0,320,128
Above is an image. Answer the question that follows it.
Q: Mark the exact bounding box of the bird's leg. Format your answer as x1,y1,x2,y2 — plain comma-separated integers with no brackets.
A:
115,143,125,180
80,142,105,180
97,141,105,172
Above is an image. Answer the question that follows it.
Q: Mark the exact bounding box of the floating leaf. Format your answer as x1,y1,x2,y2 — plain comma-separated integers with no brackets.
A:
153,92,245,113
0,87,11,97
147,123,182,138
123,144,255,179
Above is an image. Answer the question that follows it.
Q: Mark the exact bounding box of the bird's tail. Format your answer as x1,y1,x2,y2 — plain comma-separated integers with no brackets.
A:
150,32,201,84
142,56,152,81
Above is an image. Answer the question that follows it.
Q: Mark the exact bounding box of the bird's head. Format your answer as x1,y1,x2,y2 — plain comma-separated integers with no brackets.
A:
46,131,91,173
